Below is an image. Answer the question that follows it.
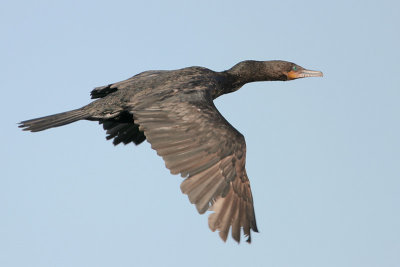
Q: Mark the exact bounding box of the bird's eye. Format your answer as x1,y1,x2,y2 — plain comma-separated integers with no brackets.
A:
292,66,297,71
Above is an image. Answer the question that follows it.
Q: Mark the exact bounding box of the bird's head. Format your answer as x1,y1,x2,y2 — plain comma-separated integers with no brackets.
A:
282,61,323,80
227,60,323,83
259,60,323,81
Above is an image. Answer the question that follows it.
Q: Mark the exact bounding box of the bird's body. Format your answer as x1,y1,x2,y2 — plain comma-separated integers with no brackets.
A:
20,60,323,243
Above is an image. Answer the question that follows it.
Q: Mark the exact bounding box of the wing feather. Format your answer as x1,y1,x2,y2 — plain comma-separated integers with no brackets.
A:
130,89,258,243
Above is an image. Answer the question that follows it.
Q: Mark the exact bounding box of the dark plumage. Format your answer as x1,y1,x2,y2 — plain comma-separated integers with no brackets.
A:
19,60,323,243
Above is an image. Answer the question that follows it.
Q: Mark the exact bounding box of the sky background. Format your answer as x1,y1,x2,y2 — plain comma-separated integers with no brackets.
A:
1,0,399,266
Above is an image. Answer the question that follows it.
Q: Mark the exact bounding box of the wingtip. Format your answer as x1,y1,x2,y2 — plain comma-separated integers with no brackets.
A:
245,233,252,243
219,231,229,242
252,223,259,233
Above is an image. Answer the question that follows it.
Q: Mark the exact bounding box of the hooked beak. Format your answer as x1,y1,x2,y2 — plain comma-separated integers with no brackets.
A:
287,69,323,80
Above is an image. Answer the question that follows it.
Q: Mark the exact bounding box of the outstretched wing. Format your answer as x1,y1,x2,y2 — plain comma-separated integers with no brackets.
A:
130,89,258,243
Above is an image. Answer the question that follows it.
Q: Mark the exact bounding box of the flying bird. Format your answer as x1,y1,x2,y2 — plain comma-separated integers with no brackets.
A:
19,60,323,243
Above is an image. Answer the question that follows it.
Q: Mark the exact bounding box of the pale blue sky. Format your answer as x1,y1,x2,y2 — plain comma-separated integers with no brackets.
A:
2,0,399,266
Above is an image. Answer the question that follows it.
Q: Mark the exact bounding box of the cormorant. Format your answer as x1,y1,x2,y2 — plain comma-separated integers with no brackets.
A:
19,60,323,243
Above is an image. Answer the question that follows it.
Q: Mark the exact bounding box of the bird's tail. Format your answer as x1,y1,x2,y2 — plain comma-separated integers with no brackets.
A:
19,108,89,132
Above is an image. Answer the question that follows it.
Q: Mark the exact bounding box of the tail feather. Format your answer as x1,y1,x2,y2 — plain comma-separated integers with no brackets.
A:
19,109,89,132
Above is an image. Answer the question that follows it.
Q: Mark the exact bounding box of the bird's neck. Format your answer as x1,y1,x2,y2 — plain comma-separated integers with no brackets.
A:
213,60,288,99
225,60,287,85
